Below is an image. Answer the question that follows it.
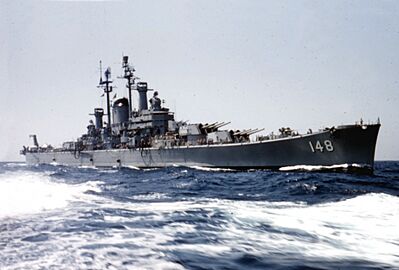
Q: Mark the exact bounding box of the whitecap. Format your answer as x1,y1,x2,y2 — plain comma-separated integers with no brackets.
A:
0,171,103,218
78,165,98,170
121,165,141,170
130,192,170,201
4,162,27,168
189,165,236,172
279,163,363,172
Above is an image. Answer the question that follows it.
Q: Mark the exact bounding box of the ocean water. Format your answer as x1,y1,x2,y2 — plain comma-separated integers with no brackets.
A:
0,162,398,270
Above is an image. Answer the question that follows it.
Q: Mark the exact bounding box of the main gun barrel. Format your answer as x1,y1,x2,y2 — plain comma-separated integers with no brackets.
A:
213,121,231,130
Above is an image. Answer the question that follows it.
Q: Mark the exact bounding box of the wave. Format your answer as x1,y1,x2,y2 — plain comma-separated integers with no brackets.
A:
188,165,236,172
0,171,103,218
91,193,399,266
129,192,170,201
2,160,398,269
1,190,397,269
279,163,364,172
4,162,27,168
121,165,141,170
78,165,98,170
221,193,398,266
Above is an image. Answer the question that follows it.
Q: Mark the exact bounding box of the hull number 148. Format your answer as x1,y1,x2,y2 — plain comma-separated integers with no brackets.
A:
308,140,334,152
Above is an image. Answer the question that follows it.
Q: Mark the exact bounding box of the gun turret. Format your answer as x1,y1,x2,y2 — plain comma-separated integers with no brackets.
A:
202,122,231,132
245,128,265,136
233,129,251,136
202,122,218,129
234,128,264,136
213,122,231,130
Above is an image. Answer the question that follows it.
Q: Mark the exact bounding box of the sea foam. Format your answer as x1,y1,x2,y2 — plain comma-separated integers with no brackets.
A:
0,171,102,218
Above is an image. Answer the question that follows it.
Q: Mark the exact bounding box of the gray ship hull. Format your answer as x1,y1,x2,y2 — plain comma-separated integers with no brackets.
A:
25,124,380,172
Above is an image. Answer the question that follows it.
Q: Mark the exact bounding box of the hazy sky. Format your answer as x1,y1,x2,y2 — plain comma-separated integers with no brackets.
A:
1,0,398,161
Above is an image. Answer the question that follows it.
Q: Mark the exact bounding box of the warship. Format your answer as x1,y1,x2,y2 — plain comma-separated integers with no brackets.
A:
21,56,380,173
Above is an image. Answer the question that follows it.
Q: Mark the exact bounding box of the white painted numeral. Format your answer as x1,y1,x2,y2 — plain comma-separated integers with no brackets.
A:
309,141,315,153
315,141,324,152
324,140,334,152
309,140,334,153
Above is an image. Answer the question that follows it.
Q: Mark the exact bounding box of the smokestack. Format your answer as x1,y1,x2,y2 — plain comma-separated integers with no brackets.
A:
94,108,104,129
137,82,148,111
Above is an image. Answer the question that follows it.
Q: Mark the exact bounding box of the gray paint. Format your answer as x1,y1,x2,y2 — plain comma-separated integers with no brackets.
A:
112,98,129,125
21,56,381,173
136,82,149,111
25,124,380,172
93,108,104,130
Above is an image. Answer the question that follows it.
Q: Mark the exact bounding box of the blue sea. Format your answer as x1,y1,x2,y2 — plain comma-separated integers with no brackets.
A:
0,161,398,270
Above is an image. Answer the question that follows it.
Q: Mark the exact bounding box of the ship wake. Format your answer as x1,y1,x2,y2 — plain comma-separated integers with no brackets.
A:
279,163,372,174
